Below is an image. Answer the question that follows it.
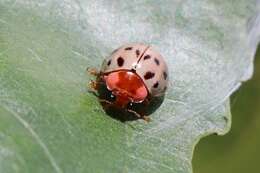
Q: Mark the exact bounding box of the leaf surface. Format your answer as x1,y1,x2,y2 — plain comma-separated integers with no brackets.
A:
0,0,259,173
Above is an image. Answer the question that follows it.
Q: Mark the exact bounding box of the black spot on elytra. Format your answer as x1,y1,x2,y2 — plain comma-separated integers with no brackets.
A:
107,60,111,66
154,58,160,65
163,86,167,91
144,55,151,60
144,71,155,80
163,71,168,80
136,50,140,57
117,57,124,67
153,82,159,88
125,47,133,50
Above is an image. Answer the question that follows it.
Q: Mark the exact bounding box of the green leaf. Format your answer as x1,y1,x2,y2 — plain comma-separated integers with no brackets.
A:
0,1,258,173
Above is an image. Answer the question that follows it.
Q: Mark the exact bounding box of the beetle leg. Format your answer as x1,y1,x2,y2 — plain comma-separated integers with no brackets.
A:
99,99,113,109
127,109,141,118
88,80,99,91
86,67,100,76
142,115,151,122
127,109,150,122
99,99,112,105
88,78,106,90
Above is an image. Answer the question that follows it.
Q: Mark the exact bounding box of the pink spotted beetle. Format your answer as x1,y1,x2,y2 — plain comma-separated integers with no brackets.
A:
88,43,169,121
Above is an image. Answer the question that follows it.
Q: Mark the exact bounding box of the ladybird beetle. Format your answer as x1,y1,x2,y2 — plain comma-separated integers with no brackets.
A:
88,43,168,122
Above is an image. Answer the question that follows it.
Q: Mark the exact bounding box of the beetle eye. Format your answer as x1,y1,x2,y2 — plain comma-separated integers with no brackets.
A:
110,94,116,102
127,102,133,109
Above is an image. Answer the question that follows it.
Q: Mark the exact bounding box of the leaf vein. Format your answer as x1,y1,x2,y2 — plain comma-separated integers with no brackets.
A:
3,106,63,173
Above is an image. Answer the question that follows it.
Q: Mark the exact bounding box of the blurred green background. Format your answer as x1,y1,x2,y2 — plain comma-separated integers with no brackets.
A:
193,46,260,173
